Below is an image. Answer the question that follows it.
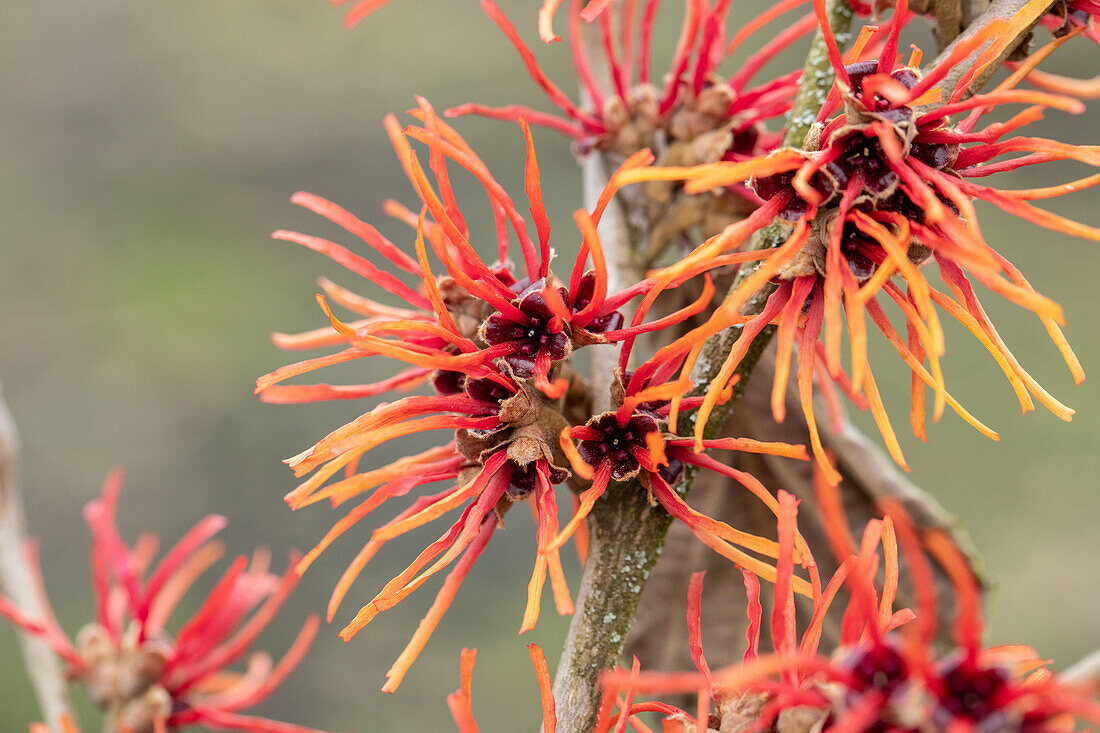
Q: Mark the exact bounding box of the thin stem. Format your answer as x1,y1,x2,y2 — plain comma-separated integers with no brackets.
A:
584,149,636,413
0,382,73,728
1065,647,1100,686
551,17,663,730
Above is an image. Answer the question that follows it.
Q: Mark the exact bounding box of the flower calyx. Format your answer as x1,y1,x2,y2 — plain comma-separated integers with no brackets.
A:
455,371,571,507
76,623,172,733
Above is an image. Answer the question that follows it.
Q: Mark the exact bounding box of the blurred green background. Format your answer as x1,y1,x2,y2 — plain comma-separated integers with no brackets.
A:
0,0,1097,730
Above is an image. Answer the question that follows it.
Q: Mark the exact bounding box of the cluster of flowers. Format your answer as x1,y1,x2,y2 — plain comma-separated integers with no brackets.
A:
447,471,1100,732
9,0,1100,729
0,470,332,733
590,475,1100,732
342,0,1100,486
258,0,1100,700
618,0,1099,485
257,98,813,691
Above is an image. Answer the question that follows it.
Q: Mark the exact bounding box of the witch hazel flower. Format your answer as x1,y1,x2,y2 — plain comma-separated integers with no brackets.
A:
591,488,880,731
555,366,816,590
462,0,811,159
0,470,330,733
258,101,737,690
599,477,1100,732
636,0,1099,483
449,0,820,258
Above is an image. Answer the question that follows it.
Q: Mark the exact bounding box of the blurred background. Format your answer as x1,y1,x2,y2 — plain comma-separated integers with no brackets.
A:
0,0,1097,729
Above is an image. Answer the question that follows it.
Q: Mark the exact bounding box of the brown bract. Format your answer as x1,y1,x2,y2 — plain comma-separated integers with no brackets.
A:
77,625,171,733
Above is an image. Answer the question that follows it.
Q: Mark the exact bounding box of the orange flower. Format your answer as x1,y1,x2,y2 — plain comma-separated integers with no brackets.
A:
259,102,736,690
555,363,816,592
639,0,1096,483
600,472,1100,732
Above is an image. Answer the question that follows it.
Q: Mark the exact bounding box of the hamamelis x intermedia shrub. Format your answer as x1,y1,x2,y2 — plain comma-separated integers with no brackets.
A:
3,0,1100,732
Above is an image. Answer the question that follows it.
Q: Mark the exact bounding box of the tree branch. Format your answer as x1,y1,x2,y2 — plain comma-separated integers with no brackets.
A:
550,18,664,728
584,150,636,414
1064,647,1100,686
551,0,1057,726
0,382,73,728
549,4,854,730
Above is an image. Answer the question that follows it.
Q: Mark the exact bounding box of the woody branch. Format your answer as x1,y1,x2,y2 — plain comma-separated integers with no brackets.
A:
549,2,855,730
548,0,1055,728
0,383,72,729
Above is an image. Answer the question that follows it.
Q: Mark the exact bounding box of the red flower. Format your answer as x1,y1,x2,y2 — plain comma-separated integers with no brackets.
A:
556,364,815,591
260,103,653,402
635,0,1098,483
599,471,1100,732
258,102,731,690
0,470,330,733
454,0,811,164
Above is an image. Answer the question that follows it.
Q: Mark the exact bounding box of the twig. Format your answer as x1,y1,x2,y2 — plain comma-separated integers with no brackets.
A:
549,477,674,732
584,150,636,414
550,18,667,729
1064,647,1100,686
0,382,73,728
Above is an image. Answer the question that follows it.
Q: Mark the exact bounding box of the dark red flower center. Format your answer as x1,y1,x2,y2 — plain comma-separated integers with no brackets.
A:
846,642,909,696
936,659,1010,723
571,271,624,334
433,368,467,395
482,285,571,378
838,222,881,282
753,61,958,229
846,62,919,121
577,412,662,481
465,376,514,406
506,461,539,500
